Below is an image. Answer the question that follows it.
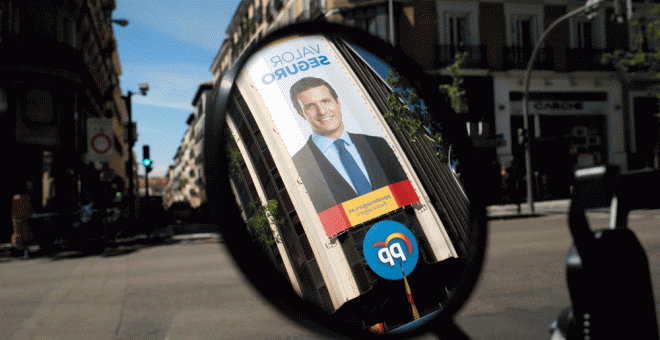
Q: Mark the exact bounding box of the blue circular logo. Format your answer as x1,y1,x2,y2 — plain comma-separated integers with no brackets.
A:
363,221,419,280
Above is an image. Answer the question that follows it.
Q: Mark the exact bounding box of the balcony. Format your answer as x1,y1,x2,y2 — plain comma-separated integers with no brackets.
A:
436,44,621,72
565,48,617,72
437,45,488,69
437,44,554,71
503,46,554,71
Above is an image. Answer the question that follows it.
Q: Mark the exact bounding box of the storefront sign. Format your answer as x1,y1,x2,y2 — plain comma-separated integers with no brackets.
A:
532,101,583,111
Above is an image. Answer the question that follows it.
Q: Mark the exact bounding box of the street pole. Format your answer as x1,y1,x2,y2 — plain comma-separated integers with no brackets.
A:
122,83,148,229
145,172,150,200
521,3,598,214
124,91,136,223
388,0,394,46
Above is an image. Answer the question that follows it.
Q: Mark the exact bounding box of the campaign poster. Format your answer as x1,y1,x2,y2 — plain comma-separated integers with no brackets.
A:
242,35,419,238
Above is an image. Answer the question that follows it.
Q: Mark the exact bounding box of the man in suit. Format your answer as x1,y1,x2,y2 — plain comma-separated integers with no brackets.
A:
290,77,407,214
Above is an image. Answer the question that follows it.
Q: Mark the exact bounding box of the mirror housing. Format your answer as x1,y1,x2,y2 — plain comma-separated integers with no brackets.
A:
204,21,489,339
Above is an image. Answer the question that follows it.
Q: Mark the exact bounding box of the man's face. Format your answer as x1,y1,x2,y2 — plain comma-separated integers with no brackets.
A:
297,85,344,139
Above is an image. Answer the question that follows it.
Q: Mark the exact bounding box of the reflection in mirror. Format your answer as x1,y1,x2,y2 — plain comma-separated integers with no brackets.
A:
218,31,477,336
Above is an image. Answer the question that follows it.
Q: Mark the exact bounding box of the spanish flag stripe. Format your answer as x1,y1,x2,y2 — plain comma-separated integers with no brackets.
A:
318,180,419,238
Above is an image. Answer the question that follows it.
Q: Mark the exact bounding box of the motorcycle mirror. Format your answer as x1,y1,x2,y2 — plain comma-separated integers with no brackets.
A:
204,21,488,339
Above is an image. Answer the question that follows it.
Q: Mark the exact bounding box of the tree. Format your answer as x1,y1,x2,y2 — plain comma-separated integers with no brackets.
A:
602,4,660,168
384,52,467,161
247,199,282,246
228,132,246,182
439,52,468,115
602,5,660,82
384,69,425,143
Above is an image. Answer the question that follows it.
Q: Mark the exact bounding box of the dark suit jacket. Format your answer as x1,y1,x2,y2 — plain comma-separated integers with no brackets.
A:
292,132,407,213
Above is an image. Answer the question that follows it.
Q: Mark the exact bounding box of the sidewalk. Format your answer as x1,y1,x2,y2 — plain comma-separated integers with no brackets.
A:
487,199,572,219
1,230,221,259
2,204,580,258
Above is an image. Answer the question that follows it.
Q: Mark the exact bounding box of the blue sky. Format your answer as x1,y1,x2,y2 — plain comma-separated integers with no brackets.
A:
112,0,241,177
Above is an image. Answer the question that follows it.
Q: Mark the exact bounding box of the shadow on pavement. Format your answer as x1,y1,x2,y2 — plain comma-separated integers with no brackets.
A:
1,230,221,262
488,213,544,221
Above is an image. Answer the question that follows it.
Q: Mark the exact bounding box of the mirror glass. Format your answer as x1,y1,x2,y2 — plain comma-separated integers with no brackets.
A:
206,23,486,338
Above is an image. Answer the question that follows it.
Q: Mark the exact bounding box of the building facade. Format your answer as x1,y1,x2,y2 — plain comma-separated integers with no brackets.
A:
164,82,213,210
324,0,660,202
1,0,130,241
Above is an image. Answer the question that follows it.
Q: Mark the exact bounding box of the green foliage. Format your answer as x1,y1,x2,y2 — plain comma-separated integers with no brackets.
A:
384,52,467,159
384,69,424,143
602,4,660,119
228,133,245,182
247,200,283,246
439,52,468,114
225,134,280,245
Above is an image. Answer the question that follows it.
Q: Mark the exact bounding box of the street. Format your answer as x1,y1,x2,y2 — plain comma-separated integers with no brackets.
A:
0,235,324,340
1,209,660,339
456,208,660,339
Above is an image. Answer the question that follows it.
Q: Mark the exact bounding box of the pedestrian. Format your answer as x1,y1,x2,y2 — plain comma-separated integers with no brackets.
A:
508,162,524,213
12,191,33,259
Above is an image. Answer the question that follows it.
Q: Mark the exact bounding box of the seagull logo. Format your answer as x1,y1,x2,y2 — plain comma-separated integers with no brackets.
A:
372,232,413,255
372,232,413,266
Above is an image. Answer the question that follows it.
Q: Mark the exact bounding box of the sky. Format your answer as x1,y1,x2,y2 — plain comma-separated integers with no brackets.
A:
112,0,241,177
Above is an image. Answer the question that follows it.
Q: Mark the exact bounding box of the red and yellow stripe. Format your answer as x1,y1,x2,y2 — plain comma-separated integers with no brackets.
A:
318,180,419,238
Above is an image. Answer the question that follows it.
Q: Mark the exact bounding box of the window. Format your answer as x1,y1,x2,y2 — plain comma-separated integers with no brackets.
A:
504,5,543,48
576,19,593,49
570,12,607,50
25,90,54,124
343,5,393,44
446,13,469,47
511,14,536,48
437,2,478,46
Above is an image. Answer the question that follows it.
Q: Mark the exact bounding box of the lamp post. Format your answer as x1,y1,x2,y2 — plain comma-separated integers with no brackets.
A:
112,19,129,27
521,2,604,213
123,82,149,224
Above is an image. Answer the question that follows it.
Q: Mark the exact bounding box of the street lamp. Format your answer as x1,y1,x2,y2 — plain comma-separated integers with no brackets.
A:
521,0,609,214
123,82,149,223
112,19,129,27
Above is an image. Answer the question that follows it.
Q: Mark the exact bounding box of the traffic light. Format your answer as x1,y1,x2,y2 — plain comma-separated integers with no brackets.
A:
142,145,151,167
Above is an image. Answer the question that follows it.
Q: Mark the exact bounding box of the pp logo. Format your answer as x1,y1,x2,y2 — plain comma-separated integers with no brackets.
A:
374,233,412,266
363,221,419,280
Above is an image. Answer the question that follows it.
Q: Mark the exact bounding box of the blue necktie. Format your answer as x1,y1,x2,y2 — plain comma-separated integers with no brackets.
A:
334,139,372,196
